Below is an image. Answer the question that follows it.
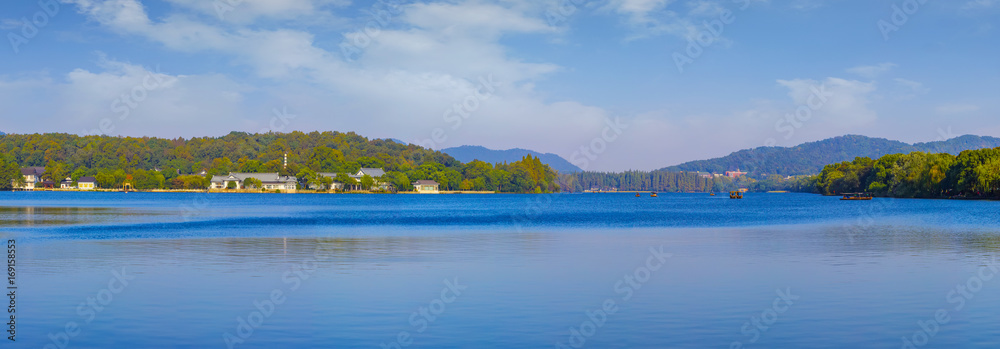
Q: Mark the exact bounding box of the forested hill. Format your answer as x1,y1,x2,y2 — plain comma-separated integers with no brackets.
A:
442,145,583,173
0,132,560,193
661,135,1000,176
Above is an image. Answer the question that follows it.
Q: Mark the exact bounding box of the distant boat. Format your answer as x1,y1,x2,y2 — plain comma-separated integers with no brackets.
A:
635,193,641,197
840,192,873,201
729,191,743,199
651,192,658,197
710,193,716,196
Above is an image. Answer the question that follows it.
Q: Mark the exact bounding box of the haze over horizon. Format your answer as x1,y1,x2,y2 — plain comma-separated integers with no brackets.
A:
2,0,998,171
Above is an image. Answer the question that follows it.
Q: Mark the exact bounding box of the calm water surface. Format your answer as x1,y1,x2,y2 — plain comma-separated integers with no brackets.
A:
2,192,1000,348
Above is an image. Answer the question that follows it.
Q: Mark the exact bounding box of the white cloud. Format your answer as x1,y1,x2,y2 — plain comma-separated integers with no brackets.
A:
0,58,252,136
0,18,22,30
845,62,896,79
603,0,737,41
162,0,349,23
777,77,878,127
893,78,930,96
962,0,997,11
48,0,641,167
22,0,979,172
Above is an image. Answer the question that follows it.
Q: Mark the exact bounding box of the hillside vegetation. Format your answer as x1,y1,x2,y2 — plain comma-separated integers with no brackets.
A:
0,132,559,193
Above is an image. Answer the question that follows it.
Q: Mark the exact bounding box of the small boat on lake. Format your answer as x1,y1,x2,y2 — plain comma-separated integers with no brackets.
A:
636,193,641,197
729,191,743,199
651,192,658,197
840,192,873,201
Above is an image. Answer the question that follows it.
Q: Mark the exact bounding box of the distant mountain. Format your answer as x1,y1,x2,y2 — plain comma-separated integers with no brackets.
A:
442,145,583,173
661,134,1000,176
386,138,408,145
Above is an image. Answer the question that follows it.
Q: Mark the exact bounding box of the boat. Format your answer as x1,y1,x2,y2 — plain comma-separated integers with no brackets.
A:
840,192,873,201
729,191,743,199
651,192,658,197
636,193,641,197
710,193,716,196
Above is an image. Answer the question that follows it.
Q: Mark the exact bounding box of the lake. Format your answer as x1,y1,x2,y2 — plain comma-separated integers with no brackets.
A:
2,192,1000,348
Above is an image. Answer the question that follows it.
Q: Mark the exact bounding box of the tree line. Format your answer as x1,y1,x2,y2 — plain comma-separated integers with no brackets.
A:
815,148,1000,198
0,132,558,193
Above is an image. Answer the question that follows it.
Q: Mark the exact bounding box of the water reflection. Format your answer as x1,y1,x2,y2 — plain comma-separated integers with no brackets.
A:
0,206,167,227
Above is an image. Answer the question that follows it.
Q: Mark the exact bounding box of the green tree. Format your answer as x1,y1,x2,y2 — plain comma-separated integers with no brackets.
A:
0,159,24,190
335,172,356,190
243,177,263,191
360,174,374,190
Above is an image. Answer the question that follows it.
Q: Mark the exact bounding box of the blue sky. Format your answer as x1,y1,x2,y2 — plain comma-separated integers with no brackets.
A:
1,0,997,171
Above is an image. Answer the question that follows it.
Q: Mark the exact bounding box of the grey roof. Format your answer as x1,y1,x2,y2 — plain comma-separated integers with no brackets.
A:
413,180,439,185
210,173,297,183
20,167,45,176
78,176,97,183
358,168,386,177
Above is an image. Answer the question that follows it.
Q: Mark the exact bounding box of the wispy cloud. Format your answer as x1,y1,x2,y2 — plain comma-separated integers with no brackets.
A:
894,78,930,95
0,18,21,30
962,0,997,11
846,63,896,79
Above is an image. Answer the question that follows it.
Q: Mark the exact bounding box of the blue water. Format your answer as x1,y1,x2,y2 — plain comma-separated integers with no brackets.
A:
3,192,1000,348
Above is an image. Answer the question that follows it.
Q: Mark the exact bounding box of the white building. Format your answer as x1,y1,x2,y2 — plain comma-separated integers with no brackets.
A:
338,168,392,191
14,167,45,190
413,180,440,194
209,173,298,192
77,177,96,190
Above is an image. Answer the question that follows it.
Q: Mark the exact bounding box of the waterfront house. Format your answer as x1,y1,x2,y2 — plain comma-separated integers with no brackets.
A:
413,180,440,193
15,167,45,190
209,173,298,192
60,177,74,189
78,177,97,190
343,168,392,191
725,169,747,178
314,173,345,191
